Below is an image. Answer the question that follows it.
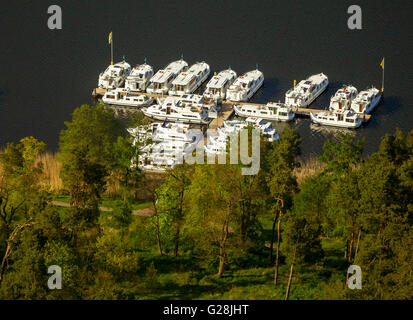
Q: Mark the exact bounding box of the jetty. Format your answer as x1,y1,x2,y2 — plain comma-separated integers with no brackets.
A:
92,88,371,123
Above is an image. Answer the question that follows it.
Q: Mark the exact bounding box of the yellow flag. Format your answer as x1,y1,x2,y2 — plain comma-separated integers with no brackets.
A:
108,32,113,45
380,57,384,69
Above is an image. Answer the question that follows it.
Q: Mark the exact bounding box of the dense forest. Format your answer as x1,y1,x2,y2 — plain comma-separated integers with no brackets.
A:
0,104,412,300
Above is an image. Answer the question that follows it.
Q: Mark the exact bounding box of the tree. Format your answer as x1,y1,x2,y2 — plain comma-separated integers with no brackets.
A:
319,133,365,175
0,137,46,237
155,164,193,256
58,104,123,223
109,135,143,202
281,211,323,300
188,164,241,277
0,137,48,285
263,127,301,284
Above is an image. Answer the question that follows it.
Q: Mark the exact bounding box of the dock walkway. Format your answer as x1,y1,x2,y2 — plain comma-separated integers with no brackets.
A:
92,88,371,122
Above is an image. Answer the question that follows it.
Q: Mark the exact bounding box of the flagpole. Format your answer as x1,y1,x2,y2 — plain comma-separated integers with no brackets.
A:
381,57,385,94
111,34,114,65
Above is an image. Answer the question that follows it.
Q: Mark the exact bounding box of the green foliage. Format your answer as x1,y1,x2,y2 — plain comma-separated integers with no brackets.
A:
1,120,412,300
319,133,365,174
264,126,301,210
281,211,324,265
58,104,124,212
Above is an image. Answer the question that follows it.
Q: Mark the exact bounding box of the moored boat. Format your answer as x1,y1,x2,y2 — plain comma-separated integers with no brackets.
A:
285,73,328,107
350,87,381,114
125,63,154,91
310,110,362,129
245,117,279,141
146,59,188,94
203,69,237,104
142,97,210,124
152,122,202,143
102,88,153,108
329,85,358,112
169,61,210,96
234,102,295,122
98,60,131,89
226,69,264,102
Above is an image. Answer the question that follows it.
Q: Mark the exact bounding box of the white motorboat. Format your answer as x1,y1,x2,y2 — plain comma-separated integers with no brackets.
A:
226,69,264,102
128,122,161,145
152,122,202,143
245,117,279,142
169,61,210,96
310,110,362,129
350,87,381,114
203,69,237,104
137,139,199,172
223,119,248,133
102,88,153,108
146,59,188,94
125,63,154,91
98,60,131,89
285,73,328,107
329,85,358,112
159,93,203,107
234,101,295,122
142,97,210,124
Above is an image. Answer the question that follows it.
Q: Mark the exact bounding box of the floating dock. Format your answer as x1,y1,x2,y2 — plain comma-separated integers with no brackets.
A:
92,88,371,122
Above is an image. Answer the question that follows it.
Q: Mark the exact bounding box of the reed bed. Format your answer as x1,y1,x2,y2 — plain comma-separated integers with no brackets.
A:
294,154,326,186
35,152,63,193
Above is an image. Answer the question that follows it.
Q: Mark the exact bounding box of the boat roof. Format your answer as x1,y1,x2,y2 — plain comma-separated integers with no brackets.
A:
150,60,188,83
103,61,131,74
296,73,328,88
237,69,263,83
129,63,153,76
206,69,236,89
113,61,131,68
331,86,357,100
172,62,210,85
150,69,174,83
354,87,379,100
165,59,188,73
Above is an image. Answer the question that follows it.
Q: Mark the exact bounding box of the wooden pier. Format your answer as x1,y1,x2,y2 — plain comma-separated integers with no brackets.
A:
92,88,371,122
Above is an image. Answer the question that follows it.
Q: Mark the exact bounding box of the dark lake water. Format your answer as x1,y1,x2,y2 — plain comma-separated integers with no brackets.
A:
1,0,412,156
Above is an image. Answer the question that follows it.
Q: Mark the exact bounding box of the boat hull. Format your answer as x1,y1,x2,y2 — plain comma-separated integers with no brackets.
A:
233,105,295,122
310,112,362,129
102,97,153,108
142,111,210,125
364,94,382,114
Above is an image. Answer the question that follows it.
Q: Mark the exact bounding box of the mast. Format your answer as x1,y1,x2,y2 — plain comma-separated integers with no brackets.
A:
111,34,114,65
